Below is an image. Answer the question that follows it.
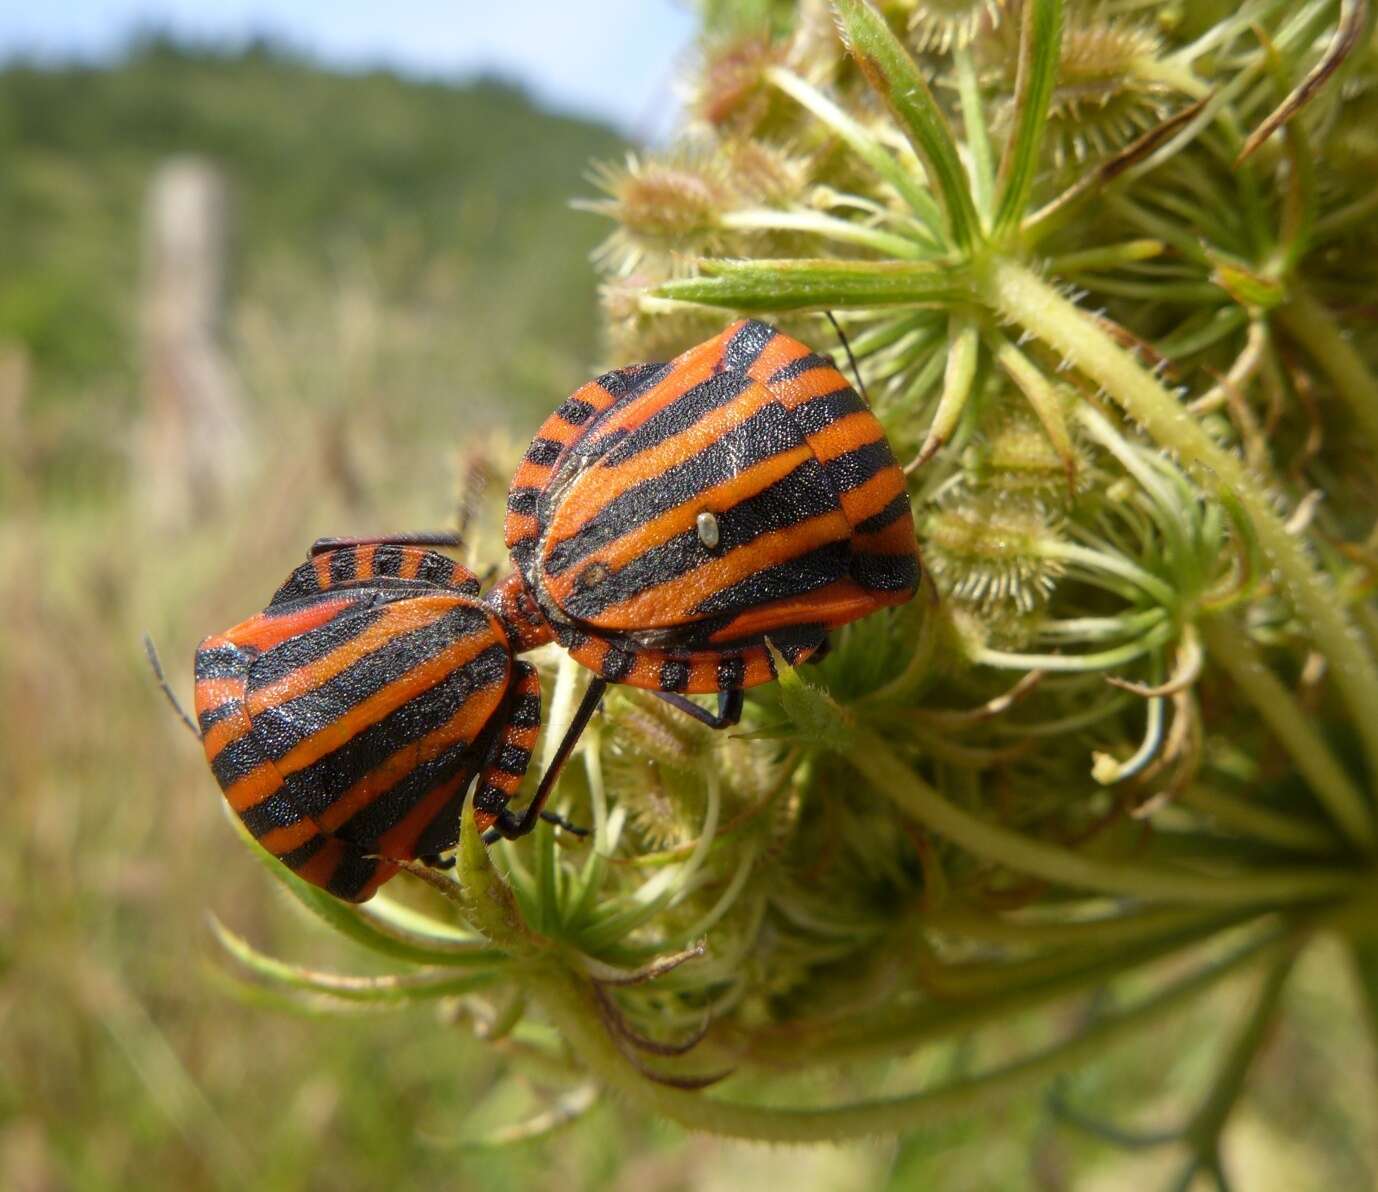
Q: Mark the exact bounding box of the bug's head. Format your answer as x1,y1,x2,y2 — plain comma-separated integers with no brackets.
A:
486,570,556,654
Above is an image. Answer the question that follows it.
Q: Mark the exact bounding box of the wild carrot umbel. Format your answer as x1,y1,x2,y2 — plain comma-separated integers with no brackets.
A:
213,1,1378,1176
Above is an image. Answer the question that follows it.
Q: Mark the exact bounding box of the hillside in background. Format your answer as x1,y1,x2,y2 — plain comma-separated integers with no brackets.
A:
0,39,625,497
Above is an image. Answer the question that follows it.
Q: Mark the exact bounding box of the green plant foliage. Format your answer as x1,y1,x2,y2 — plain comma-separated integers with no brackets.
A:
214,1,1378,1180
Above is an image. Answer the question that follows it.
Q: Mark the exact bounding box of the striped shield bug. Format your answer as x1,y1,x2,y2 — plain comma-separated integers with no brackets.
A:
192,537,583,902
503,317,921,729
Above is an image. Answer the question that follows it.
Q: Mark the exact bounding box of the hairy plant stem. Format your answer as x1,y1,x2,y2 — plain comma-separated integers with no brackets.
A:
973,255,1378,782
1277,287,1378,455
848,728,1357,905
1200,614,1374,851
524,932,1290,1142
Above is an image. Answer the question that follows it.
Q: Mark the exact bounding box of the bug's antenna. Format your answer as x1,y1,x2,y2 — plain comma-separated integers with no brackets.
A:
826,311,871,407
143,633,202,740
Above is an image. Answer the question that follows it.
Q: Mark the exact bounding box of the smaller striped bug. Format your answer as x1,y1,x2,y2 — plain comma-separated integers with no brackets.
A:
192,538,584,902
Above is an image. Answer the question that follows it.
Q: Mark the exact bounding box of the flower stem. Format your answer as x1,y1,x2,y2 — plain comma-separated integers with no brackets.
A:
974,255,1378,782
1200,614,1374,851
1277,287,1378,455
526,931,1289,1141
849,728,1357,905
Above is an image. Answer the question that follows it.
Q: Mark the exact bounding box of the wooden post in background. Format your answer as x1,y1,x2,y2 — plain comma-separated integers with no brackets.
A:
139,156,247,531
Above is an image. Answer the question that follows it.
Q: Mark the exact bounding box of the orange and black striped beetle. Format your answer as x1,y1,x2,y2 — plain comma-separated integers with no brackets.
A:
192,540,584,902
192,319,919,902
501,318,920,727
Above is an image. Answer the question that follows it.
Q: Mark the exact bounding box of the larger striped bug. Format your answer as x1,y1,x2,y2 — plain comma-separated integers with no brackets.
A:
502,317,920,728
190,319,918,902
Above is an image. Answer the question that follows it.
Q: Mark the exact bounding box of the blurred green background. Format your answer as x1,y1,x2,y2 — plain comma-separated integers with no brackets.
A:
1,25,1375,1192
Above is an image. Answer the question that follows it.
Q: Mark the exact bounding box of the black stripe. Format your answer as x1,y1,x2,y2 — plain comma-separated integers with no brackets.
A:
599,370,756,468
248,615,499,765
557,627,589,650
692,541,851,617
326,848,385,900
239,788,305,837
659,660,689,692
510,693,541,729
544,400,805,577
769,353,834,383
196,700,239,733
242,600,394,692
494,744,531,776
329,549,357,586
417,552,458,587
268,563,323,607
851,551,920,593
412,787,471,858
556,458,841,621
855,491,912,535
507,487,540,517
792,387,868,436
557,397,595,425
722,320,776,371
601,647,635,681
525,437,563,466
824,439,894,494
195,645,247,681
716,656,746,691
769,624,828,663
277,833,327,870
599,361,671,399
473,783,509,814
211,732,269,789
373,544,405,577
333,742,478,847
854,487,909,534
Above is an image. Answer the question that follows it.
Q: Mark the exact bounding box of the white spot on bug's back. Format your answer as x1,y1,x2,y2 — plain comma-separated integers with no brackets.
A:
696,511,720,549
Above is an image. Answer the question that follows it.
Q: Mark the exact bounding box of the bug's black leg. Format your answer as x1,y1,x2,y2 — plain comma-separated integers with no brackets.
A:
309,531,466,557
483,678,608,843
420,853,456,870
652,688,744,730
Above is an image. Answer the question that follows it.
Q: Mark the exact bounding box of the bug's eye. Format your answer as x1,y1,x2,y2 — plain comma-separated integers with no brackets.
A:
578,563,609,590
696,511,721,550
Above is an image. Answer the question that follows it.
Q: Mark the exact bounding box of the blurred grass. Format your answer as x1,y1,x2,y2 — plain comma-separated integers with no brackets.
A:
0,35,1373,1192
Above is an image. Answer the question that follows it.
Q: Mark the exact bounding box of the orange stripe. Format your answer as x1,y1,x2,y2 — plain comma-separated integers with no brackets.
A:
225,761,283,811
312,553,332,590
769,364,851,408
708,579,877,640
806,413,883,463
259,819,320,855
745,333,811,388
244,598,460,713
226,597,358,653
194,676,241,717
202,713,251,760
839,465,906,526
274,631,497,780
356,544,376,580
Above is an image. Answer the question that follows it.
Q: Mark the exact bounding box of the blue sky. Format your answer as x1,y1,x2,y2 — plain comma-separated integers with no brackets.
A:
0,1,699,137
